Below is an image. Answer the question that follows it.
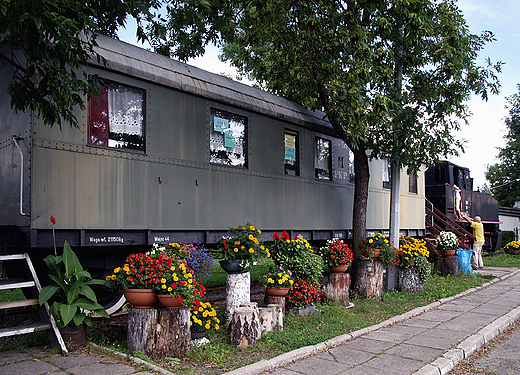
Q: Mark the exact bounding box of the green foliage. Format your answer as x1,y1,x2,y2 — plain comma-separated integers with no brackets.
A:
414,256,432,283
379,245,398,267
39,241,109,327
484,254,520,268
502,231,516,246
486,85,520,207
0,0,158,128
214,224,269,263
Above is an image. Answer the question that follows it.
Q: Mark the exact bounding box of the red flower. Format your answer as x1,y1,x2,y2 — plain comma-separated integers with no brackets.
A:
282,230,289,241
223,240,228,249
294,233,299,240
180,281,187,286
49,215,56,225
273,232,280,241
176,296,184,303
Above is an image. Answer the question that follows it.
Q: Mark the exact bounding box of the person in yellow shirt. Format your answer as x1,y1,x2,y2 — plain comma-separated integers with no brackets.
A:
463,213,485,268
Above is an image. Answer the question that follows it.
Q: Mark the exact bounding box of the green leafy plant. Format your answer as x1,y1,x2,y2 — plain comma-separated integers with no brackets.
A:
379,245,399,267
259,265,294,289
320,238,354,267
215,223,270,263
435,231,460,252
39,241,109,327
191,301,220,332
397,236,430,268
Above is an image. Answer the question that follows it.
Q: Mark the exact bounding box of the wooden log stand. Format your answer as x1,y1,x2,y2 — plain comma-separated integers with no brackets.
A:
434,255,459,276
127,307,192,360
352,260,384,299
224,272,251,328
230,307,260,348
266,295,286,314
325,273,351,306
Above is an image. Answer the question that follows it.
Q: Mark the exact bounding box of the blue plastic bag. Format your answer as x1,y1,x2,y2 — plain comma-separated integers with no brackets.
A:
457,248,475,276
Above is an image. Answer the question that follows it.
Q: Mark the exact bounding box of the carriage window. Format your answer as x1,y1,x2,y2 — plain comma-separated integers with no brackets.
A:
88,82,145,151
210,108,247,167
409,173,418,194
382,158,392,189
315,137,331,180
284,130,299,175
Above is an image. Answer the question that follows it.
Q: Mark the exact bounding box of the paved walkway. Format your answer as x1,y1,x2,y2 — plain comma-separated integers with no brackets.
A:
1,267,519,375
226,266,520,375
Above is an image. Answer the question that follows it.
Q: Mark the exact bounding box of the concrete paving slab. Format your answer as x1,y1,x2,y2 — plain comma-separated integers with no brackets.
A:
363,352,425,374
404,332,461,350
0,359,59,375
68,361,138,375
398,317,442,329
415,308,462,322
384,342,444,363
338,337,395,354
342,363,403,375
362,324,428,343
0,351,30,365
47,353,107,368
282,356,352,375
318,346,374,366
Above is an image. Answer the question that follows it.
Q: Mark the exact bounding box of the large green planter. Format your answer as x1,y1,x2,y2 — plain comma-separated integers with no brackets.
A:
219,260,246,274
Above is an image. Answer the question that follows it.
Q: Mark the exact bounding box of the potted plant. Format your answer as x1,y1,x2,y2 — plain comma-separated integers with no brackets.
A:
260,265,294,296
190,301,220,338
321,238,353,273
215,223,270,273
359,233,389,259
154,259,206,309
434,231,460,257
39,241,109,350
397,236,431,292
105,253,161,308
504,240,520,255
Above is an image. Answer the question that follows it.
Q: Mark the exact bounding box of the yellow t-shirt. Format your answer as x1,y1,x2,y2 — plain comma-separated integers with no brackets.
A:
471,222,484,243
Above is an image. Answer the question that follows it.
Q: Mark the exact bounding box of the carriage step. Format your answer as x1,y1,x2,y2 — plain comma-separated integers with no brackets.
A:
0,323,51,338
0,299,39,310
0,252,68,354
0,280,36,290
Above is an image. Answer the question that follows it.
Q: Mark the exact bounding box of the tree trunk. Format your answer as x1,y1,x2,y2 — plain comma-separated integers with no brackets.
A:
352,260,384,299
434,255,460,276
224,272,250,328
324,273,351,306
230,307,260,348
127,307,192,360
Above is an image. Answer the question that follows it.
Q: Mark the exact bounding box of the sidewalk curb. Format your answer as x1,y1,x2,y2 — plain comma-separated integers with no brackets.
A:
223,268,520,375
414,270,520,375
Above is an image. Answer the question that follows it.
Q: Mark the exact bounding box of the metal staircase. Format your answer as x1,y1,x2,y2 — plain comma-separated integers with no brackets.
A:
425,199,475,251
0,253,68,354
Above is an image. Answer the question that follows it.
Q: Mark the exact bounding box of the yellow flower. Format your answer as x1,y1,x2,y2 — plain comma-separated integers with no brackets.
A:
114,267,121,273
215,324,220,330
234,241,240,245
234,248,239,252
250,226,255,231
161,284,166,289
249,248,254,253
161,278,166,283
167,287,172,292
369,239,373,243
248,234,254,240
257,229,261,234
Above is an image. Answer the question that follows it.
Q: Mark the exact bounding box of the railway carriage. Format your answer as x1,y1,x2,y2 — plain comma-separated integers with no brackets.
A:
1,35,425,309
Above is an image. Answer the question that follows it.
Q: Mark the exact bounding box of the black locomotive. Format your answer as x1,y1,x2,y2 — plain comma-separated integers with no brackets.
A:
425,161,502,251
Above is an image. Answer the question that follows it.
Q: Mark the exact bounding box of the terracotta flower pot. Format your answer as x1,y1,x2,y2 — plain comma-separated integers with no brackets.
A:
361,248,381,260
441,249,456,257
157,294,183,309
123,289,158,309
329,265,349,273
59,325,86,351
266,287,290,296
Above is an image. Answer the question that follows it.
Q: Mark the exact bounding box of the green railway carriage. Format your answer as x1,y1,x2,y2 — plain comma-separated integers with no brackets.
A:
0,35,425,310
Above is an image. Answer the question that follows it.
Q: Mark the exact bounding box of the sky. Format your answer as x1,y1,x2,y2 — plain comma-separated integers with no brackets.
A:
119,0,520,189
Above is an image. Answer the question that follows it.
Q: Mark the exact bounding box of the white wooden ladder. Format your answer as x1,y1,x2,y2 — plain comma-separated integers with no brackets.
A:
0,253,68,354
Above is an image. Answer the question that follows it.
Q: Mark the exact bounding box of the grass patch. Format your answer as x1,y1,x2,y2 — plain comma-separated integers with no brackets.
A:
484,253,520,268
87,271,492,375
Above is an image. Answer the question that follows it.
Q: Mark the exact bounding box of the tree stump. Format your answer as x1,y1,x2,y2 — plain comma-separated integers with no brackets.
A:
224,272,251,328
324,273,350,306
266,295,286,314
127,307,192,360
258,307,273,334
240,302,261,340
352,260,384,299
267,303,284,331
398,268,424,293
230,307,260,348
434,255,459,276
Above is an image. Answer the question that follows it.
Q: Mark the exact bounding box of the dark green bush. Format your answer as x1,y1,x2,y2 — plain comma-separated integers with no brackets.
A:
502,231,516,247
